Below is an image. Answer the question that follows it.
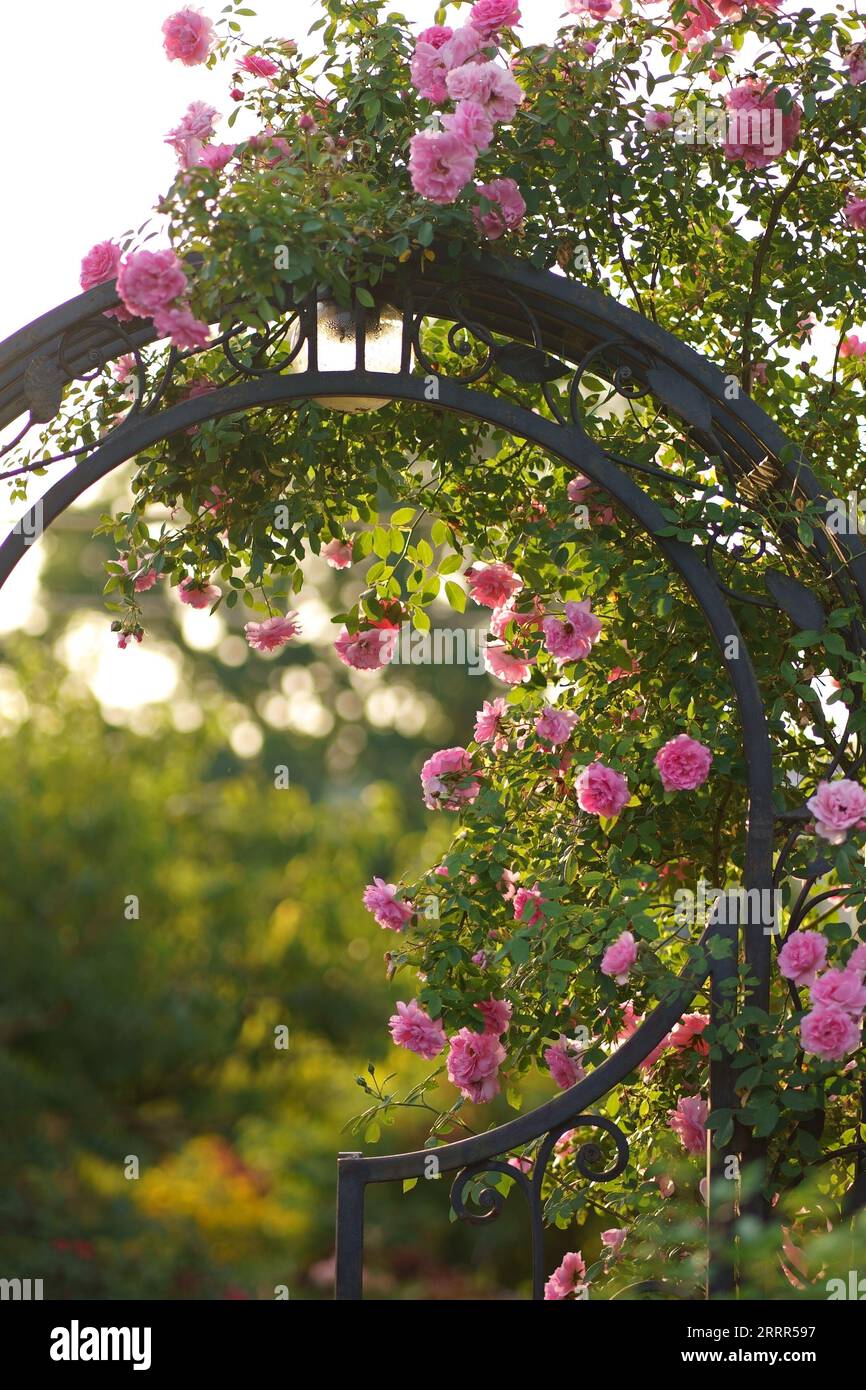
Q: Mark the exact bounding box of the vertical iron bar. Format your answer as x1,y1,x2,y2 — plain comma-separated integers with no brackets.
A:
355,303,366,374
306,294,318,372
335,1152,365,1301
707,898,739,1298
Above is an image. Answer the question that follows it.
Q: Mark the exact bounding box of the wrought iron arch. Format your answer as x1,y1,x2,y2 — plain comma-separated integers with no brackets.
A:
1,251,864,1299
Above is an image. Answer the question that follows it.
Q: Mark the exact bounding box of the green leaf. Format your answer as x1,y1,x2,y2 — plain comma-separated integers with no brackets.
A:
445,581,466,612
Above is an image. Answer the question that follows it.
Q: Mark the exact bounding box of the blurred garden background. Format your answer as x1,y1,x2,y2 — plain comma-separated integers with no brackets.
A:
0,464,571,1299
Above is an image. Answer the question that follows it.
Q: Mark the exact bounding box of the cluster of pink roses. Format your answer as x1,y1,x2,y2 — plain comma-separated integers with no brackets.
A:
779,931,866,1061
81,236,211,354
388,993,511,1103
117,248,210,351
462,560,605,683
644,80,801,171
722,80,801,170
472,673,712,815
671,0,780,50
840,334,866,360
619,1001,710,1072
408,5,526,236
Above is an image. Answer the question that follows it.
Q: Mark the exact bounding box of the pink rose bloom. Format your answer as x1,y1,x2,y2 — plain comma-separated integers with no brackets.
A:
568,473,616,525
672,0,718,45
172,134,206,168
153,305,211,351
542,599,602,664
669,1012,710,1054
840,335,866,359
446,61,523,123
441,23,486,69
465,560,522,608
166,100,219,156
389,1000,446,1059
420,746,480,810
601,1228,627,1256
178,577,221,608
113,355,136,384
568,0,622,17
535,706,577,746
410,42,450,103
615,999,667,1069
575,761,629,818
489,595,543,639
363,876,414,932
197,143,236,171
845,47,866,86
806,778,866,844
118,557,159,593
162,8,215,66
544,1036,586,1089
322,538,354,569
473,178,526,239
810,968,866,1017
723,81,801,169
117,250,188,318
334,626,397,670
409,130,477,204
447,1027,507,1103
778,930,828,987
844,198,866,231
655,734,712,792
417,25,454,49
509,1154,532,1174
244,613,301,652
601,930,638,984
800,1003,862,1061
476,996,512,1035
667,1094,708,1155
444,100,495,152
499,867,518,902
80,240,122,292
470,0,521,38
474,696,508,746
484,642,534,684
184,378,215,402
543,1251,587,1301
513,883,545,927
241,53,279,78
202,483,230,517
847,943,866,975
644,110,672,133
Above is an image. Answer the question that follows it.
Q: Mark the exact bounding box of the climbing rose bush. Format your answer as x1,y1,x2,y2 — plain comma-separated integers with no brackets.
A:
6,0,866,1299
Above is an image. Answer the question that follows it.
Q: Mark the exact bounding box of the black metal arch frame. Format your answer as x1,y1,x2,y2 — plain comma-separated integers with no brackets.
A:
1,251,864,1299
